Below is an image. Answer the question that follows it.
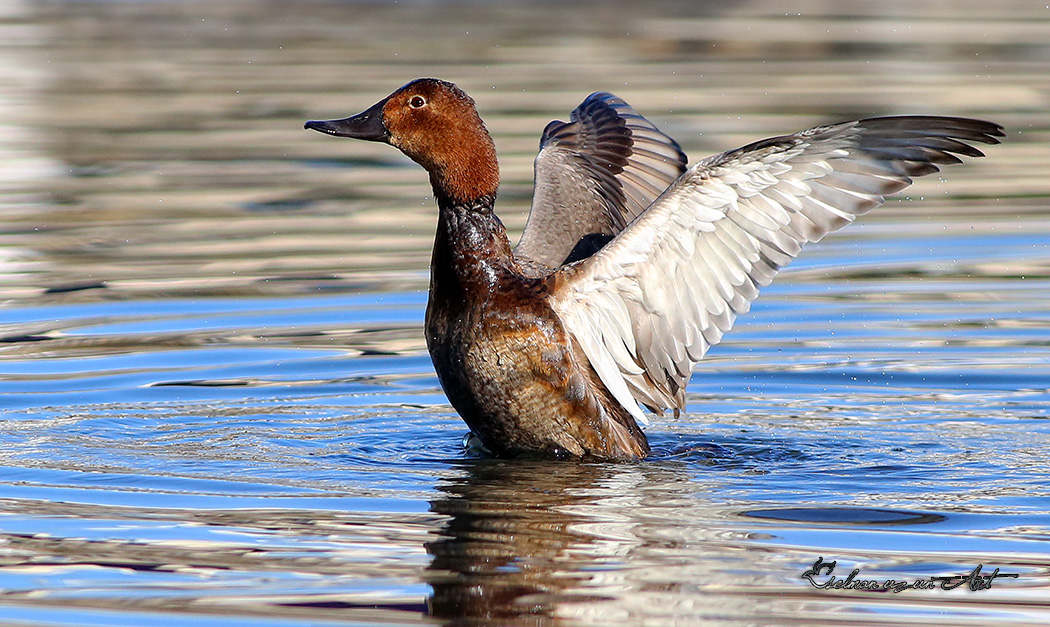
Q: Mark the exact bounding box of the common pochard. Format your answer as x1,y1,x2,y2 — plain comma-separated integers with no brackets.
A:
306,78,1002,460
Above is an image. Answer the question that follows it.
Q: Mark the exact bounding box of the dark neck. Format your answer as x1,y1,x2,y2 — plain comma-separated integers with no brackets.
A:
429,193,514,302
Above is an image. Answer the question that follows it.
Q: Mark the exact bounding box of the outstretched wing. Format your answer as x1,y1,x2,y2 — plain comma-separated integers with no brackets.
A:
514,92,687,270
549,116,1004,425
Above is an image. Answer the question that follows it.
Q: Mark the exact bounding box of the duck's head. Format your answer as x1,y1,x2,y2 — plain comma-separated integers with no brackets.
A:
305,78,499,203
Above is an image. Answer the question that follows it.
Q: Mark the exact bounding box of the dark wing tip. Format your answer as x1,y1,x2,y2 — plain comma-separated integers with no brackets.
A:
848,116,1004,172
858,115,1005,144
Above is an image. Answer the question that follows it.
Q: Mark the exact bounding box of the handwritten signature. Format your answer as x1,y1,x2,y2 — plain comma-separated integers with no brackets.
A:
801,557,1019,593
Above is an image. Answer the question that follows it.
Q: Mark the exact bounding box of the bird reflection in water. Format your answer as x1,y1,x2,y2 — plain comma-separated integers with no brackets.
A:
425,460,680,621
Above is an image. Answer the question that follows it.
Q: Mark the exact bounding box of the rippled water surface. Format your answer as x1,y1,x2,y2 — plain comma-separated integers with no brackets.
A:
2,0,1050,625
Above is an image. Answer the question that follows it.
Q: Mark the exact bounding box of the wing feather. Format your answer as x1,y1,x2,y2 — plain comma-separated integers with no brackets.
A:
514,93,688,270
549,116,1004,420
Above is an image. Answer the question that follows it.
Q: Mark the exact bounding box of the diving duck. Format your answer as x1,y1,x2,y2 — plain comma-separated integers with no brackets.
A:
306,78,1002,461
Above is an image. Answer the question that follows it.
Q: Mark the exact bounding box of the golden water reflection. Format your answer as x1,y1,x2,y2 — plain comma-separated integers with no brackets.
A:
1,0,1047,307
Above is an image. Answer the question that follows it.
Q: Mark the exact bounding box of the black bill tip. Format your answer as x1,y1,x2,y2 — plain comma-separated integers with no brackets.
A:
304,99,389,142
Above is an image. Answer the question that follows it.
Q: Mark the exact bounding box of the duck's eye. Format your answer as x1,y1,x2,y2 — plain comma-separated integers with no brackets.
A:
409,95,427,109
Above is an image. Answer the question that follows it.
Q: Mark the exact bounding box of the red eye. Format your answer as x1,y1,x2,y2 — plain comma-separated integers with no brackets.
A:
409,95,426,108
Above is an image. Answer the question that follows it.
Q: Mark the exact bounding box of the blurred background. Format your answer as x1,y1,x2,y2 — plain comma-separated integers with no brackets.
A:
3,0,1045,304
1,1,1049,626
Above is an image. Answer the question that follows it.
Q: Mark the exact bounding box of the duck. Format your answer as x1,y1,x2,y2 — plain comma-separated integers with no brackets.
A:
306,78,1003,461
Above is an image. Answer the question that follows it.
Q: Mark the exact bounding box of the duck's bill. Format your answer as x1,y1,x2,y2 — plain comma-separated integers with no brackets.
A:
304,99,389,141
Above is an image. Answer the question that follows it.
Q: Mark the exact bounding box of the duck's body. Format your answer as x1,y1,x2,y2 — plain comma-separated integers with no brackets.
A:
307,78,1002,460
425,196,647,458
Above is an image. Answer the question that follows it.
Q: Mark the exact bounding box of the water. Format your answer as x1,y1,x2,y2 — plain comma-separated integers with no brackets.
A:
2,0,1050,625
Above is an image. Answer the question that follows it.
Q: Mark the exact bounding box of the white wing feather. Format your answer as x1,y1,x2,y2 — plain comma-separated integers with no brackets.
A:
549,116,1003,423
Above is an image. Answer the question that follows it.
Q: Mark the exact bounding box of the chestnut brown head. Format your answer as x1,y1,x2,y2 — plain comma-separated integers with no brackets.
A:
306,78,499,203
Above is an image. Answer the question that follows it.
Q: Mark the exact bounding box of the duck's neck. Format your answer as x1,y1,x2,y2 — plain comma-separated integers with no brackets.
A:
429,193,514,303
423,127,500,207
423,117,512,295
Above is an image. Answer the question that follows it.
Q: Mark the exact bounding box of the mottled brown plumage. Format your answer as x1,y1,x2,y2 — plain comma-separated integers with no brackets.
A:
424,200,648,459
306,78,1002,461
